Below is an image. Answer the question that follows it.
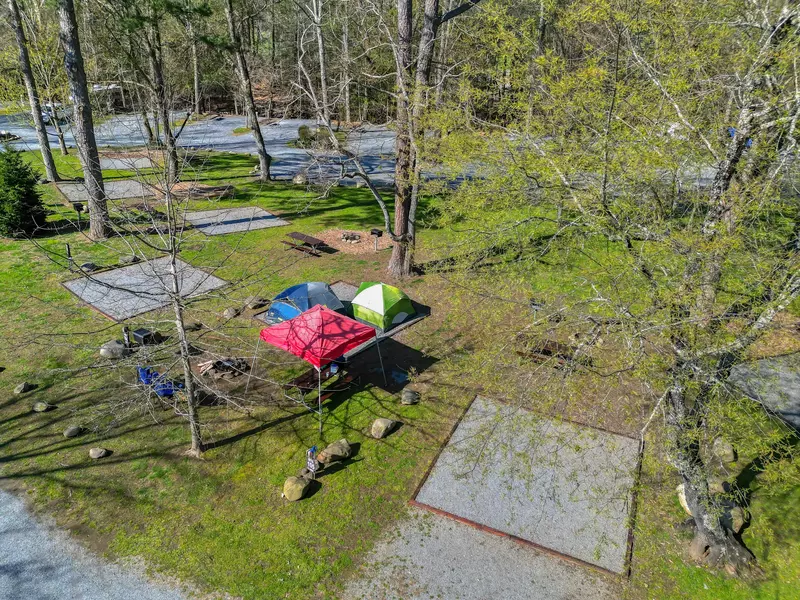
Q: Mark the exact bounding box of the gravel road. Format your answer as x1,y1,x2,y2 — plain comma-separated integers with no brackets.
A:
0,488,188,600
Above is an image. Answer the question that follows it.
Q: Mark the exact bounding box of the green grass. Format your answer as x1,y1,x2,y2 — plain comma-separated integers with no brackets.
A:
232,126,250,135
2,148,799,599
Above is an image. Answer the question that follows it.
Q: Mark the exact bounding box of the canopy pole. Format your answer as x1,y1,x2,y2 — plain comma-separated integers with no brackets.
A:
244,336,262,396
317,366,322,434
375,335,387,385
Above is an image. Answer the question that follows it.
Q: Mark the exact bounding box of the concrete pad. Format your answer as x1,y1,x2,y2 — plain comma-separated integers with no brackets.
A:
729,353,800,430
415,397,640,574
344,506,619,600
183,207,288,235
330,280,359,302
63,257,227,321
99,156,155,170
57,180,153,204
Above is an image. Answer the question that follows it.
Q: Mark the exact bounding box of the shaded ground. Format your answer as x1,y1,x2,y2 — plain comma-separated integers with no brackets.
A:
344,506,620,600
0,489,188,600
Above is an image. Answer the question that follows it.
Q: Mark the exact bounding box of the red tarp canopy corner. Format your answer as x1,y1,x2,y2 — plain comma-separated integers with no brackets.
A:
259,304,376,369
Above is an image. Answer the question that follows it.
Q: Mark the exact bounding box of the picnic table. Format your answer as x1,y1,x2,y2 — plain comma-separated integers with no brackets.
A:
282,232,325,256
283,362,357,406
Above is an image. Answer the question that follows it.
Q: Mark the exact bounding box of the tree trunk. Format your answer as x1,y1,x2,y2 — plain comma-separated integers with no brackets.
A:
146,20,179,186
56,0,109,240
9,0,59,182
49,97,69,155
666,382,755,574
141,108,156,145
190,23,201,116
388,0,414,277
342,13,351,123
225,0,271,181
312,0,330,123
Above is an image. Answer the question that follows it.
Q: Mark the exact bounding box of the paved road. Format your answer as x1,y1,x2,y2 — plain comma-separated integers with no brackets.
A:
0,489,188,600
1,113,397,185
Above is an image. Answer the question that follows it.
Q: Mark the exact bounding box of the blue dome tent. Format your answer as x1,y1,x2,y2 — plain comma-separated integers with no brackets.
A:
264,282,345,323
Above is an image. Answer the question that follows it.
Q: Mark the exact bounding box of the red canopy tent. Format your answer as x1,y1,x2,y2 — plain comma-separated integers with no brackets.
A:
252,305,386,431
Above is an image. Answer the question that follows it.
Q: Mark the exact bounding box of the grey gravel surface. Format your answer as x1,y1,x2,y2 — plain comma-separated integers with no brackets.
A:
0,489,187,600
183,207,289,235
343,506,620,600
63,256,227,321
729,353,800,430
56,179,154,203
415,397,640,574
329,281,359,302
2,113,398,186
99,156,156,170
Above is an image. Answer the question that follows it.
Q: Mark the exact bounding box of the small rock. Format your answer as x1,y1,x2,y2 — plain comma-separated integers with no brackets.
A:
80,262,99,273
32,402,54,413
708,477,730,495
14,382,34,394
401,389,420,405
63,425,83,438
318,439,352,464
712,437,736,463
371,418,397,439
89,447,108,459
292,172,308,185
119,255,140,265
222,307,239,319
245,296,267,310
99,340,129,359
676,483,693,516
283,476,311,501
730,506,747,533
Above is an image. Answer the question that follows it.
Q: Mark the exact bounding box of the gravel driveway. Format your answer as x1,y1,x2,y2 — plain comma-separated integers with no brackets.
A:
0,489,188,600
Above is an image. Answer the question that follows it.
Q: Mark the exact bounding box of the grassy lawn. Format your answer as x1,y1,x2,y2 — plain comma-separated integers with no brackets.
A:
2,148,799,599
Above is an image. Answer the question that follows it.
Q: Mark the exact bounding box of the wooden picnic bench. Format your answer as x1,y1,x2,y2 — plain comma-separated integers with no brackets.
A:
282,232,325,256
283,362,358,405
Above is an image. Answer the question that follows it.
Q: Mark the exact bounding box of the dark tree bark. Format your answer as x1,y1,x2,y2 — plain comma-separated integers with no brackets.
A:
145,18,179,186
225,0,272,181
8,0,59,182
56,0,109,240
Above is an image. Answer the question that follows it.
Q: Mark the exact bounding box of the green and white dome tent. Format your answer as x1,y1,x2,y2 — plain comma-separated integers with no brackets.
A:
351,282,415,331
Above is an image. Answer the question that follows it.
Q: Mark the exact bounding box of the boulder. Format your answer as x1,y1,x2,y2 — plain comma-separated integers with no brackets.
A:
14,382,34,394
283,476,311,501
32,402,54,413
119,255,140,265
688,532,709,562
100,340,129,359
63,425,83,439
371,418,397,439
712,437,736,463
730,506,748,534
708,477,730,495
292,172,309,185
89,447,109,459
222,307,239,319
676,483,693,516
401,389,420,405
317,439,352,464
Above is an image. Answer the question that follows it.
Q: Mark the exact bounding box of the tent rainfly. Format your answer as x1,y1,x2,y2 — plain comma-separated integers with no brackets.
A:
264,282,345,323
254,305,385,431
352,282,415,331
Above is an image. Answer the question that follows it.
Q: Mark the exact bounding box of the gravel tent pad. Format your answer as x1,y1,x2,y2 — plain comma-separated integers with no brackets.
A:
344,506,619,600
728,353,800,430
63,257,227,321
414,397,641,575
57,180,154,204
183,207,289,235
99,156,156,170
329,280,359,302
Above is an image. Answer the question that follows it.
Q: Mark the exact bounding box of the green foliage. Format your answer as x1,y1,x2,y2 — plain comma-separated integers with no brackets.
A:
0,147,44,237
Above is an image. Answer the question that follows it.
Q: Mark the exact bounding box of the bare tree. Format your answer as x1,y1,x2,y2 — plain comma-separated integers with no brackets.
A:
8,0,58,181
56,0,109,240
225,0,272,181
